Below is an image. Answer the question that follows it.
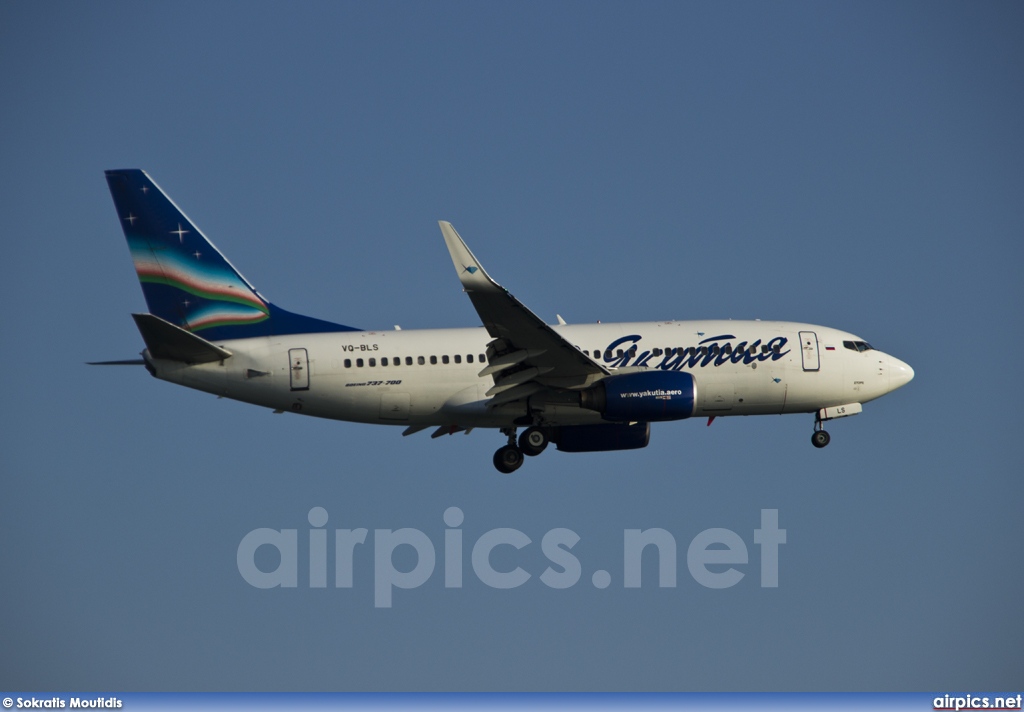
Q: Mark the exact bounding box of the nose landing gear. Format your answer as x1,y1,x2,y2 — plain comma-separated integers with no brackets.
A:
811,416,831,449
809,403,863,448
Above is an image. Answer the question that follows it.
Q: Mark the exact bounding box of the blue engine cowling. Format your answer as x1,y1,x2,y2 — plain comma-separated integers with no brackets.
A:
580,370,697,422
554,422,651,452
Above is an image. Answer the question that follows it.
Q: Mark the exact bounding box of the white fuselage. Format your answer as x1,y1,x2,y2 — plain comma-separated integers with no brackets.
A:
146,319,914,430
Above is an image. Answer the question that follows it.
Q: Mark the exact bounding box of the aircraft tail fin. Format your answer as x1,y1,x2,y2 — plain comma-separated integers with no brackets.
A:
105,170,359,341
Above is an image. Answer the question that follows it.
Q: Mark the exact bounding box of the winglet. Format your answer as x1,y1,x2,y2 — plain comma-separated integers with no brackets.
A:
438,221,500,292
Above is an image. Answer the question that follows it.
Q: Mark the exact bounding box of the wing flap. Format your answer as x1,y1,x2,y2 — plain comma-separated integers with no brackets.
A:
477,348,547,377
486,382,544,408
485,366,555,396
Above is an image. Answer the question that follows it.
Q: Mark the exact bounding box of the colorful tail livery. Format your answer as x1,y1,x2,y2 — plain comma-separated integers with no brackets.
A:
105,169,358,341
98,170,913,473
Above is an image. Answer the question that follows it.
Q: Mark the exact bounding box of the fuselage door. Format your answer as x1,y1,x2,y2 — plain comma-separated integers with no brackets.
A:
799,331,820,372
289,348,310,391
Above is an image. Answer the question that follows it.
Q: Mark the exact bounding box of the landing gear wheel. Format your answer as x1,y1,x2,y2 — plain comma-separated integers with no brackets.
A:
493,445,525,473
811,430,831,449
519,427,549,457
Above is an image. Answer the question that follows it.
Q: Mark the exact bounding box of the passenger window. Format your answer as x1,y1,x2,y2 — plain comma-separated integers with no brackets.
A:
381,357,388,366
417,356,425,365
454,354,462,364
357,358,364,367
442,355,450,364
723,344,732,355
344,359,352,368
430,355,438,365
467,354,474,364
652,348,662,356
405,357,412,365
479,354,485,362
369,358,376,367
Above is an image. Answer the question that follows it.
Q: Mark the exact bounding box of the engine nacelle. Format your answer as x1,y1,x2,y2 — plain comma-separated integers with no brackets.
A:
580,370,697,422
554,422,651,453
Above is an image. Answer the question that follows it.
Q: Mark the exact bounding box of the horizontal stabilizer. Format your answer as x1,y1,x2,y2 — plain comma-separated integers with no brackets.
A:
132,313,232,363
87,359,146,366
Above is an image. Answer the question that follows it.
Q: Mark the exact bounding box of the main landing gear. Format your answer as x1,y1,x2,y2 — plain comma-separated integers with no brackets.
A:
811,416,831,449
492,427,550,473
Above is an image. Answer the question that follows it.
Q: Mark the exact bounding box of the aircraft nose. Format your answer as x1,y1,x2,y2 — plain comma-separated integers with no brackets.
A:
889,357,914,391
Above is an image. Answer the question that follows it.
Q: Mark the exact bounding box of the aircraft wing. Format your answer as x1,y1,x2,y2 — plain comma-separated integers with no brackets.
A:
439,221,608,404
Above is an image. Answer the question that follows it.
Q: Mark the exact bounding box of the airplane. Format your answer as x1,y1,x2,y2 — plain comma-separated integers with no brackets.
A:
94,169,914,473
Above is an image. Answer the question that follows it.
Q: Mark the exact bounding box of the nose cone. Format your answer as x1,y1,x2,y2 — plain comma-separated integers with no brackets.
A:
889,357,914,391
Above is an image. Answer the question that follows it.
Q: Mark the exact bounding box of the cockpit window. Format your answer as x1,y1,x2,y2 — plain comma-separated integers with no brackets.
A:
843,340,875,352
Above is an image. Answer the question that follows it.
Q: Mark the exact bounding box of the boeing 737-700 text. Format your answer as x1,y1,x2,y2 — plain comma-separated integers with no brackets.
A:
94,170,914,473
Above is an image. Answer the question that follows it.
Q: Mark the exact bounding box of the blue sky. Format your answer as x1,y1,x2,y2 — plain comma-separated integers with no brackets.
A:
1,0,1022,691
